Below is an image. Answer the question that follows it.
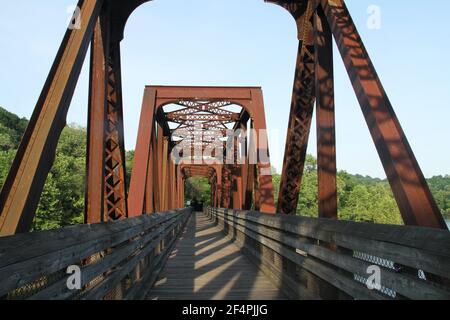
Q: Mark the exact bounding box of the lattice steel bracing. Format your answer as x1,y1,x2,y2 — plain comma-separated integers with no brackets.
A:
103,44,127,221
85,13,127,224
276,0,316,215
167,99,241,159
0,0,446,237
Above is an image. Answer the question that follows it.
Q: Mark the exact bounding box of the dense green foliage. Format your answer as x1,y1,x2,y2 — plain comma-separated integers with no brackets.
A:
0,107,88,230
185,177,211,205
428,175,450,219
272,155,403,224
125,150,135,187
0,107,28,151
0,106,448,230
33,126,87,230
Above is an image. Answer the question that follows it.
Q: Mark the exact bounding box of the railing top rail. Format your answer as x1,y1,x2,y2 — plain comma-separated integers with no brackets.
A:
212,208,450,257
207,207,450,300
0,209,185,268
0,208,192,300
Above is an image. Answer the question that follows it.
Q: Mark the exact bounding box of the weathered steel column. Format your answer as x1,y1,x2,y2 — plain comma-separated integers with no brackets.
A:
245,121,256,210
215,165,222,208
232,168,243,210
277,1,316,215
86,16,107,224
154,125,164,212
86,5,128,223
176,165,184,208
180,175,185,207
168,157,176,209
222,166,232,208
240,122,249,209
0,0,103,235
128,88,156,216
161,137,170,211
250,89,276,213
315,4,337,219
321,0,446,229
102,41,128,221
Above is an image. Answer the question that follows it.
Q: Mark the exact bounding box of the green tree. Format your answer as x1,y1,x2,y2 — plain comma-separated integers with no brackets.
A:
0,106,28,148
427,175,450,218
297,170,318,218
0,150,16,187
0,106,448,230
185,177,211,206
33,126,86,231
125,150,135,187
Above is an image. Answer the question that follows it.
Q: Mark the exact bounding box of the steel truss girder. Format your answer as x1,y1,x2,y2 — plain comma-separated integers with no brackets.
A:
0,0,445,237
0,0,103,235
277,0,316,215
273,0,445,229
129,86,276,215
318,0,445,228
86,6,128,224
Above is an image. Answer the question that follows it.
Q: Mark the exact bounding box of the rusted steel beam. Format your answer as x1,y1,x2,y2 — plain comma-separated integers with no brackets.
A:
161,138,169,211
277,1,316,215
129,86,276,213
147,86,254,101
166,113,239,122
128,88,157,216
145,132,155,213
0,0,102,236
154,125,164,212
86,16,107,224
315,4,337,219
86,6,128,223
222,166,232,208
170,159,177,209
232,136,243,210
239,122,249,209
245,122,256,210
176,165,183,208
320,0,446,229
251,89,276,213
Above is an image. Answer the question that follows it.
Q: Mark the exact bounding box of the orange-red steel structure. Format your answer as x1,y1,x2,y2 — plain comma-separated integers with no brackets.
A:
127,86,276,217
0,0,446,236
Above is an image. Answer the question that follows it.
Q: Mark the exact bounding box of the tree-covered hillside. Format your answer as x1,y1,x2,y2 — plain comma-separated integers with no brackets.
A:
0,106,448,230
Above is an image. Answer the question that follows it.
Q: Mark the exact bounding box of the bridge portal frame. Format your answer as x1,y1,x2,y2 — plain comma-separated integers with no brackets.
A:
127,86,276,217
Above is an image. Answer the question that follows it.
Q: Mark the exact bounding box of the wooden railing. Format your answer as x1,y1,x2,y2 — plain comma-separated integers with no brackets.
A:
0,208,192,300
205,207,450,300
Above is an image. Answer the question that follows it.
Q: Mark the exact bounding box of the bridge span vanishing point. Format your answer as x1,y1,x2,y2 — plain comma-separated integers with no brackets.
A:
0,0,449,301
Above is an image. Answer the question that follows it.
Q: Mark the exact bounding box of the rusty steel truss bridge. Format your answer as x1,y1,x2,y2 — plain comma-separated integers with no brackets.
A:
0,0,449,300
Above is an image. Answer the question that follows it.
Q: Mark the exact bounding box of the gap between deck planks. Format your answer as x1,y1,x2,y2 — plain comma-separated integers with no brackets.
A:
147,212,286,300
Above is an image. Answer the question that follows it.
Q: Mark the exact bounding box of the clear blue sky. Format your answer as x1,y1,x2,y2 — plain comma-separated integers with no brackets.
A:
1,0,449,178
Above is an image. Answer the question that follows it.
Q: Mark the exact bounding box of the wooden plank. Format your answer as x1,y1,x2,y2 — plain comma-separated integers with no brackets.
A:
81,218,184,300
216,211,450,281
147,212,286,300
0,210,183,267
216,213,450,299
214,210,450,276
0,213,182,297
0,209,191,298
216,209,450,254
28,218,180,300
214,212,387,300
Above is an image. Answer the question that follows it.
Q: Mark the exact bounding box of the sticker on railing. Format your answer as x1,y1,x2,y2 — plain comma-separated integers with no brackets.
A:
66,265,81,290
366,265,381,290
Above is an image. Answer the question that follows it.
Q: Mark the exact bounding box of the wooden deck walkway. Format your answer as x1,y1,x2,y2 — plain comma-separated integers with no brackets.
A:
147,212,285,300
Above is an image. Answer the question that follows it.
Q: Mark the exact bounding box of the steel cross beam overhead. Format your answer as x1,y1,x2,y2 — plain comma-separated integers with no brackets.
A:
0,0,446,237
